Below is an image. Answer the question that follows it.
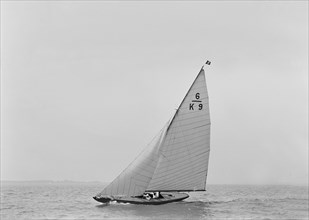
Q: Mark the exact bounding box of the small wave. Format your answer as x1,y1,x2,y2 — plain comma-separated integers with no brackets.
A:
108,200,132,206
217,197,308,204
183,200,226,205
95,203,109,208
277,197,308,201
181,196,307,206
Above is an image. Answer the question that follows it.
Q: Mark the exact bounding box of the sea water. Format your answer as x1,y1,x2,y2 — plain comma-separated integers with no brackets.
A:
1,182,308,219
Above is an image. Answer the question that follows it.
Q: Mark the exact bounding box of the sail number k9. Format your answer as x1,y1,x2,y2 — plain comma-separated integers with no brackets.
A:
189,93,203,110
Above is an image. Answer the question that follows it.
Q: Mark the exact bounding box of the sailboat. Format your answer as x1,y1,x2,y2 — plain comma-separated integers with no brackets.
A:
94,62,211,205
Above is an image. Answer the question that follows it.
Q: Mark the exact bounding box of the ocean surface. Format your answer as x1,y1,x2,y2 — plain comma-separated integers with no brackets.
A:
1,182,308,219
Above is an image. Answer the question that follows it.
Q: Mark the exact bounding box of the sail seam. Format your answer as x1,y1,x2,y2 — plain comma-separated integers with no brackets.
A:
172,113,209,122
149,156,209,182
169,123,210,134
160,175,206,189
167,126,210,140
148,170,207,189
149,157,209,185
150,170,207,187
164,144,210,157
164,132,210,146
163,147,210,161
170,118,210,128
144,123,170,193
163,134,209,148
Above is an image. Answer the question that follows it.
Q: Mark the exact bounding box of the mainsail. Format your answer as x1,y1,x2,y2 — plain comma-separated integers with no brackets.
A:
147,68,210,191
96,67,210,197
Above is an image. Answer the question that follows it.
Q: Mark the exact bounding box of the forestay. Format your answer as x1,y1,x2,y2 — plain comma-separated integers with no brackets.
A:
96,67,210,197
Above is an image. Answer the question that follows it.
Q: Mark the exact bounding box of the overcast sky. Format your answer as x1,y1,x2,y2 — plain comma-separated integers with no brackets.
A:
1,1,308,185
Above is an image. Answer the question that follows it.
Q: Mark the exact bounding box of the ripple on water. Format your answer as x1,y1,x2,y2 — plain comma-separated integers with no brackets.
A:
0,183,308,220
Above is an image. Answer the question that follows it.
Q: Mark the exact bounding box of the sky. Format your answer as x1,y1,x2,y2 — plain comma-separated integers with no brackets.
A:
1,1,308,185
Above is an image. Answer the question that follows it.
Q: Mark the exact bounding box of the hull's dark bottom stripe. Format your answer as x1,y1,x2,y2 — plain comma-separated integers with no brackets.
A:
93,192,190,205
146,189,206,192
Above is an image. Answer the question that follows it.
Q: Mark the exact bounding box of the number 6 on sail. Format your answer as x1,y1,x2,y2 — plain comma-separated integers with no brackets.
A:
94,63,211,205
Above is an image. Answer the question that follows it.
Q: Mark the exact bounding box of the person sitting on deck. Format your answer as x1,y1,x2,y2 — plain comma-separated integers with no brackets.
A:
143,193,151,200
149,192,155,198
142,192,163,200
153,192,159,199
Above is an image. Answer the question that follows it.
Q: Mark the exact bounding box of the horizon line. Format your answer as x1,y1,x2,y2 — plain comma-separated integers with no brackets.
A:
0,180,307,187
